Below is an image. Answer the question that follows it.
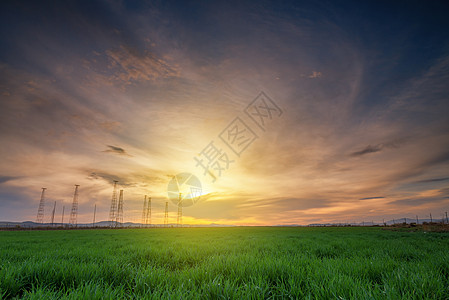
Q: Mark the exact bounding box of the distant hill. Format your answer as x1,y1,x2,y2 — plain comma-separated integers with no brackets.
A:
308,218,446,227
0,220,235,228
0,218,446,229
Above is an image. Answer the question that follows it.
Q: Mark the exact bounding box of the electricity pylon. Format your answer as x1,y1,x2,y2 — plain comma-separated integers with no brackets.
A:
177,193,182,227
36,188,46,224
50,201,56,226
146,197,151,226
116,190,124,226
164,202,168,227
69,185,79,226
142,195,147,227
109,181,118,227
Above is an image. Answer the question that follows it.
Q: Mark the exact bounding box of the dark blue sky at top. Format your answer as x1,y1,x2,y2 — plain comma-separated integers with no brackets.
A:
2,0,449,104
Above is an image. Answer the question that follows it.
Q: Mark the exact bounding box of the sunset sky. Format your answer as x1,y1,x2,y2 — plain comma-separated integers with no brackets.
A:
1,0,448,225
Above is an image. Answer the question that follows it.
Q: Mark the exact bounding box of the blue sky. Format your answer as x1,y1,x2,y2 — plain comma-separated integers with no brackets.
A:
0,0,448,225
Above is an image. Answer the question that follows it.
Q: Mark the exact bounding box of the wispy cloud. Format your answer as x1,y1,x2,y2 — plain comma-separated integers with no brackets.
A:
105,45,179,84
308,71,322,78
388,197,449,207
359,196,385,200
350,144,383,156
102,145,132,157
349,138,408,157
416,177,449,183
0,176,20,185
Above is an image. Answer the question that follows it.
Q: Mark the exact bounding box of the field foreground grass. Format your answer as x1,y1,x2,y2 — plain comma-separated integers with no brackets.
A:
0,227,448,299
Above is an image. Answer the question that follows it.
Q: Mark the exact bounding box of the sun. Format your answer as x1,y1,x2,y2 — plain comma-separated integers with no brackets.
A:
167,173,202,207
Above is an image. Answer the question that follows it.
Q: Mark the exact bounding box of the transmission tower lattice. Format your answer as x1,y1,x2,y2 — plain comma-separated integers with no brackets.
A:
146,197,151,226
164,202,169,227
142,195,147,226
109,181,118,227
36,188,46,223
51,201,56,226
69,185,79,226
177,193,182,227
116,190,124,226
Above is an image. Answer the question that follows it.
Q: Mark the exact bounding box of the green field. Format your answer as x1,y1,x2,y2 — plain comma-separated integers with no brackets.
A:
0,227,448,299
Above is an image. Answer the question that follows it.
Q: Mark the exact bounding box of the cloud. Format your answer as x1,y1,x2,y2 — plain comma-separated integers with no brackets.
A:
387,55,449,117
439,187,449,195
87,171,123,186
0,176,20,185
388,197,449,207
99,121,122,133
86,168,168,189
102,145,132,157
308,71,322,78
104,45,179,85
350,144,383,156
416,177,449,183
423,150,449,167
349,138,408,157
359,196,385,200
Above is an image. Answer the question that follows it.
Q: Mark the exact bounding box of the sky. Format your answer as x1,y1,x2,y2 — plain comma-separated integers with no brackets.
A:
1,0,449,225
